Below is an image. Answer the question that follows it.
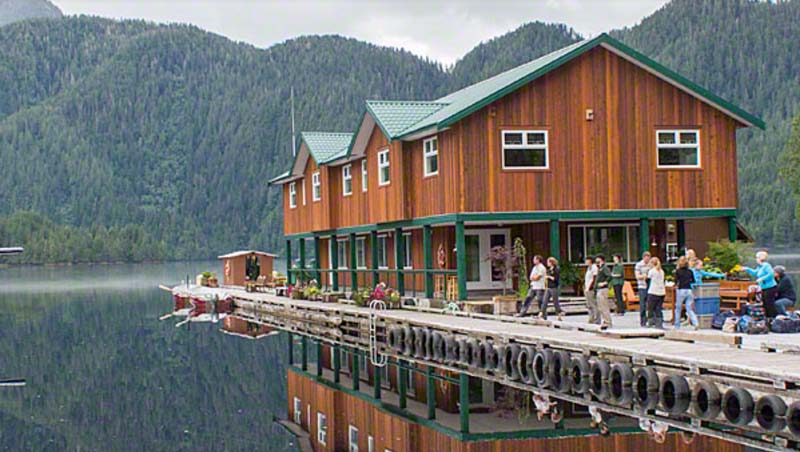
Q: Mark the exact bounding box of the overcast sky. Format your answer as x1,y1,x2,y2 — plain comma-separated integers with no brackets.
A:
54,0,669,65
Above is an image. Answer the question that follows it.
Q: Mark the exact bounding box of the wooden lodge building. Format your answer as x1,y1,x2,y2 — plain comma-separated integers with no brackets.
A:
269,33,763,300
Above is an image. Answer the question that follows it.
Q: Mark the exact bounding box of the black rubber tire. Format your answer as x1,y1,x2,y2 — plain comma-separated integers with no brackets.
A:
787,401,800,438
569,356,591,395
589,359,611,398
692,381,721,420
722,387,754,426
533,349,554,388
490,344,505,372
444,336,459,362
517,346,536,385
660,375,691,415
413,327,427,359
387,327,400,351
609,363,634,405
431,332,446,362
402,326,414,356
425,328,434,360
457,339,470,365
470,340,486,369
504,344,521,381
755,395,787,432
549,350,572,393
633,367,659,412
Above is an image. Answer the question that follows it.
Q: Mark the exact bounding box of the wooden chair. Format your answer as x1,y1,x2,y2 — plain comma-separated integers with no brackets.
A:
433,274,446,299
622,281,639,312
446,276,458,301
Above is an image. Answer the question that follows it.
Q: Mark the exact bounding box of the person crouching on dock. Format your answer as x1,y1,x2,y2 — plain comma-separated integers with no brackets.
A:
594,255,613,329
518,255,546,317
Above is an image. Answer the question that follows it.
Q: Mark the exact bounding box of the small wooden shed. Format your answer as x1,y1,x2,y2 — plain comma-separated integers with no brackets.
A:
218,250,277,287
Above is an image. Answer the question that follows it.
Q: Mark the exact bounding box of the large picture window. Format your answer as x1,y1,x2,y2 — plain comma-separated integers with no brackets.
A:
342,164,353,196
502,130,548,169
568,224,641,263
656,130,700,168
378,149,390,185
423,137,438,176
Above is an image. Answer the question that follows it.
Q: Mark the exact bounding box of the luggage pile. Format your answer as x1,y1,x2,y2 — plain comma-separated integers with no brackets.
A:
711,305,800,334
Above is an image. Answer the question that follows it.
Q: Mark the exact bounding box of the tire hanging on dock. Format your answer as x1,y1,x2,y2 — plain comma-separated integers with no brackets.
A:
633,367,660,412
569,356,591,395
431,331,447,362
722,387,754,426
608,362,634,405
468,339,485,368
755,395,787,432
549,350,572,393
517,346,537,385
425,328,435,360
444,336,459,363
388,327,403,353
458,339,471,365
589,359,611,401
403,326,414,356
660,375,691,415
533,349,554,388
413,327,428,359
787,401,800,438
487,343,504,372
692,381,721,420
503,344,521,381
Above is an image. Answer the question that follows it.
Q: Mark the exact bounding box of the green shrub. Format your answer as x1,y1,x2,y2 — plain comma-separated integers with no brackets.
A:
706,240,752,273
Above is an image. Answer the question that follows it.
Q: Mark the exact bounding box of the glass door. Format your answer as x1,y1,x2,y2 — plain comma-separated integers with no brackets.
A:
465,229,510,290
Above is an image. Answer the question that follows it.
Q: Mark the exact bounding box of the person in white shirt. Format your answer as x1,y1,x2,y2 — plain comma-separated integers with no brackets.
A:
518,255,546,317
635,252,651,327
532,394,557,421
584,257,599,324
646,257,666,329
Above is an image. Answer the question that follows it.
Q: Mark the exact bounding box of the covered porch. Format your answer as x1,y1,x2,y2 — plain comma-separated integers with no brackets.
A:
285,209,740,302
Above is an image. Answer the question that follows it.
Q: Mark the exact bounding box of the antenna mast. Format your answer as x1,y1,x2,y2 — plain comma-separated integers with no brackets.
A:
290,87,296,156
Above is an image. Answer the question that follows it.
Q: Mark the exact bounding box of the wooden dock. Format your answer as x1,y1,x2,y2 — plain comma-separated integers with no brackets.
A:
171,285,800,451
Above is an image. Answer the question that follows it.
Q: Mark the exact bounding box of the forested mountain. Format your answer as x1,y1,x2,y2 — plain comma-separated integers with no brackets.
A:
0,0,798,264
0,0,60,27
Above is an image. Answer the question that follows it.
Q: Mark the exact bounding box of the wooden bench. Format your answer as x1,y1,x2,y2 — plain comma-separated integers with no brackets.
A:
462,301,494,314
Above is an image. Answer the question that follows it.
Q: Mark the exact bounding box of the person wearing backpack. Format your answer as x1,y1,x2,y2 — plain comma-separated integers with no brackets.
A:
742,251,779,317
774,265,797,316
674,256,698,329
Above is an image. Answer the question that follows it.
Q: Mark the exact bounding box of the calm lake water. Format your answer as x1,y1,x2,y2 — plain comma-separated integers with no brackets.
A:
0,261,295,452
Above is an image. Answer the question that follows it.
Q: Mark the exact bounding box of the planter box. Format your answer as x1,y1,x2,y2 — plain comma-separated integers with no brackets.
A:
322,293,342,303
492,295,518,315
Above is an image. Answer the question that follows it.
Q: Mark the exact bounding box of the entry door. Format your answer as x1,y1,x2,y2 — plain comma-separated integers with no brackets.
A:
465,229,511,290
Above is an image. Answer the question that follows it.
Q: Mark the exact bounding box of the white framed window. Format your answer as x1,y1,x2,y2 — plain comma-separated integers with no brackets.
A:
567,224,641,264
368,435,375,452
377,236,388,269
403,233,412,269
317,412,327,445
342,164,353,196
302,180,307,206
423,136,439,176
293,397,302,424
378,149,390,186
337,238,348,269
501,130,548,169
289,182,297,208
312,172,321,201
361,159,368,192
656,129,700,168
356,237,366,269
349,425,359,452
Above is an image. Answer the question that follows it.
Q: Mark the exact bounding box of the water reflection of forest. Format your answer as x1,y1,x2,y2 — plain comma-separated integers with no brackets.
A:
0,276,295,451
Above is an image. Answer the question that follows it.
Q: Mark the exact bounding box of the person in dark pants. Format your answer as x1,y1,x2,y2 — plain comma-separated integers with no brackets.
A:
635,252,651,327
774,265,797,316
518,255,546,317
611,254,625,316
646,257,665,328
743,251,779,317
541,257,564,321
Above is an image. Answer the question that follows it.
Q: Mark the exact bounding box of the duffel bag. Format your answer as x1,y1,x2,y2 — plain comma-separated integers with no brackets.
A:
723,317,739,333
737,315,753,334
771,317,800,334
748,319,768,335
743,304,766,321
712,310,736,329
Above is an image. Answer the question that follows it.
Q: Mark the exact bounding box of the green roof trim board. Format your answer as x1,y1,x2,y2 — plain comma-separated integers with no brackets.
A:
271,33,764,181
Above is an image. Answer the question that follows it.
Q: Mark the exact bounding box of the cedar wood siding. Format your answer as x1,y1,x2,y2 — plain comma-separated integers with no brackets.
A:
283,157,332,235
288,369,744,452
283,45,740,236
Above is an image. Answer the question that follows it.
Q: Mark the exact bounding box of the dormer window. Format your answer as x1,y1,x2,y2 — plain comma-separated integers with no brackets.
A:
342,164,353,196
312,172,321,201
289,182,297,208
378,149,390,186
423,137,438,176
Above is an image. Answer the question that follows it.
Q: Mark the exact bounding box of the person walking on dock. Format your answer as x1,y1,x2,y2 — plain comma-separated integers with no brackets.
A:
674,256,698,329
611,254,625,316
646,257,666,328
518,255,546,317
773,265,796,316
540,257,564,321
584,257,599,324
635,252,651,326
594,255,613,329
742,251,779,317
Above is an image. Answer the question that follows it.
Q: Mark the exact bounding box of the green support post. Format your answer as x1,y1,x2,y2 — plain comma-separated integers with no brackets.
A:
298,239,306,283
301,335,308,371
459,373,470,434
728,216,737,242
352,350,360,391
316,340,323,377
370,230,379,287
423,225,433,299
398,360,408,409
333,345,341,384
287,332,293,366
426,366,436,420
455,220,467,301
331,237,339,292
285,239,293,285
639,218,650,257
676,219,686,255
373,364,381,400
549,219,560,260
394,227,405,295
349,233,358,293
313,236,322,284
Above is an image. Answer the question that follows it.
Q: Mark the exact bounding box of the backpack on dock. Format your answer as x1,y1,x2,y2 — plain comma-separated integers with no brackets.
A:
771,317,800,334
712,310,736,329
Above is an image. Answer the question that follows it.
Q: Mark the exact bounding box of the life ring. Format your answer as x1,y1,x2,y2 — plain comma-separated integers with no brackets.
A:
437,244,446,269
224,260,232,281
722,387,754,426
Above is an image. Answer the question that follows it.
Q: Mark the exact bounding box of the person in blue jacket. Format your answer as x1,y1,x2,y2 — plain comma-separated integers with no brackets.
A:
692,259,724,284
742,251,779,317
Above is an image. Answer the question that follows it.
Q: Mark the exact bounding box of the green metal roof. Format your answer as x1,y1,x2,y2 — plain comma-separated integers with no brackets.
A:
366,100,448,139
268,170,291,184
301,132,354,164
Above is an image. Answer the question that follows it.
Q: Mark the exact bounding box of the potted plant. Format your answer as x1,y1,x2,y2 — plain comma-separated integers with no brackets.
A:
486,245,519,314
384,288,401,309
513,238,529,300
352,287,371,307
559,260,581,295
